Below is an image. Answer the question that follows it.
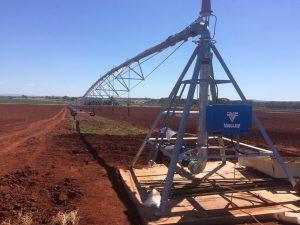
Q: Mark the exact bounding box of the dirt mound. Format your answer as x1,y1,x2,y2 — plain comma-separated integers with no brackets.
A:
49,178,83,205
0,167,38,217
0,166,82,224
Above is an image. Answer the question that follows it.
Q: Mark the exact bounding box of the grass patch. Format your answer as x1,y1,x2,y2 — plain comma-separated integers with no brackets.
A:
79,125,102,135
52,210,79,225
0,210,79,225
0,212,32,225
77,116,144,136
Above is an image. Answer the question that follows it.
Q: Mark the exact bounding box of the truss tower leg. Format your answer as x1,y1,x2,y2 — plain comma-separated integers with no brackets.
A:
158,42,210,214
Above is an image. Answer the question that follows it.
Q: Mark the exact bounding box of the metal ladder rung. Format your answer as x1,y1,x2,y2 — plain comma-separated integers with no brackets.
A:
182,79,209,84
181,79,231,84
214,79,231,84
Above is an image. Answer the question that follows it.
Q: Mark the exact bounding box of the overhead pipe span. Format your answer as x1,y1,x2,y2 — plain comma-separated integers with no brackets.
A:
83,19,206,98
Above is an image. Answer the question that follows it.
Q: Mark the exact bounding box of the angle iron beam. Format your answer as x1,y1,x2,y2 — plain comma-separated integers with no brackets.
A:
103,79,120,96
96,84,112,98
97,89,128,92
114,72,130,90
138,61,145,79
118,77,144,80
128,65,144,80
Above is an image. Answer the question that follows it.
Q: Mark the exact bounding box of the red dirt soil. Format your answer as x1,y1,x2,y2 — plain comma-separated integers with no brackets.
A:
0,104,62,135
0,104,298,224
87,106,300,156
0,105,141,224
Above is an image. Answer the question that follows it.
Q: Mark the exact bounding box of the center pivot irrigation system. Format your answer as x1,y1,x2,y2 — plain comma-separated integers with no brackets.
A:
79,0,299,215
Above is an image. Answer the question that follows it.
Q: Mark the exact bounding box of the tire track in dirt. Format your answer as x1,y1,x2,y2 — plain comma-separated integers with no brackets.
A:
0,107,68,154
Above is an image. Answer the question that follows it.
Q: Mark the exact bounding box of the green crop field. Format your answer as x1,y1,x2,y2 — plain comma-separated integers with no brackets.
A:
74,114,144,136
0,97,69,105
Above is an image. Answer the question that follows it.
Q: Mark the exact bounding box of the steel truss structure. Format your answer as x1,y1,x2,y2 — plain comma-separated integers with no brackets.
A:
83,18,206,101
82,0,299,216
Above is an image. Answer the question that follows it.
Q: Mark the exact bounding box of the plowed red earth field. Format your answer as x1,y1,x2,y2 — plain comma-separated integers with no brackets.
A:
0,104,142,224
89,106,300,157
0,104,298,225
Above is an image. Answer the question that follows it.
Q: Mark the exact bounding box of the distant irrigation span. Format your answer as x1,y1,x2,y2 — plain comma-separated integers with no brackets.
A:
80,18,208,105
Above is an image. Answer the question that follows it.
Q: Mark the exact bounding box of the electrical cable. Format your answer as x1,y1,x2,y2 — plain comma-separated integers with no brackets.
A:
211,14,218,39
214,82,219,104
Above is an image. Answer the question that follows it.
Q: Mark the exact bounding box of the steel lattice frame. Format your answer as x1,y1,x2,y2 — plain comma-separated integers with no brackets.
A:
82,18,206,101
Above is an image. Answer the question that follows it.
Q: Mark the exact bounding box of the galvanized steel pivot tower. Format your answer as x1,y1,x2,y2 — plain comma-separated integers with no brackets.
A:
81,0,299,215
130,0,299,215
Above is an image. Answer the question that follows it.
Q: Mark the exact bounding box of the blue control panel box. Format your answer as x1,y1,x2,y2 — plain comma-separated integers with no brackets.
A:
206,104,252,135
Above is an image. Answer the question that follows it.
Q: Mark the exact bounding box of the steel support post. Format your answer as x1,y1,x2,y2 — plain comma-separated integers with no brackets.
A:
195,52,210,172
208,58,226,163
158,42,209,214
211,44,298,187
188,21,211,174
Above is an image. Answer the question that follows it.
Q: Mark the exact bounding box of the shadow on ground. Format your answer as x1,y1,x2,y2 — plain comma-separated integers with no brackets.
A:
74,119,143,225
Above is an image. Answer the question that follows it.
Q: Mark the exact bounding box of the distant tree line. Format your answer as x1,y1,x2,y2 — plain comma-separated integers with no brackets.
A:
250,100,300,109
45,96,78,101
83,97,119,106
3,94,299,109
143,98,300,109
219,99,300,109
44,95,300,109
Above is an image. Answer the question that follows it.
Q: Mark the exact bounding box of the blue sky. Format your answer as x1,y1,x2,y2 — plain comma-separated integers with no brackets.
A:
0,0,299,100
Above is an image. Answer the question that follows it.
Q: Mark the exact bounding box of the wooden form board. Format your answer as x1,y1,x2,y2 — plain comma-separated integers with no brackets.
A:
119,162,300,225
